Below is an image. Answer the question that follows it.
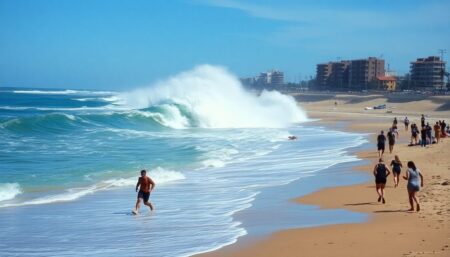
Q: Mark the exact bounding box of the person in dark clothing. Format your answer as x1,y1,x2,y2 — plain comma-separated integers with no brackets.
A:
420,126,427,147
425,123,432,144
387,128,396,154
441,120,447,137
410,123,418,145
421,114,425,128
373,158,391,204
404,117,410,131
390,155,403,187
377,131,386,158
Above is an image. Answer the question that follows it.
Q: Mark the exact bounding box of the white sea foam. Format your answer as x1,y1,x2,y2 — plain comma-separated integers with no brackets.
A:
118,65,308,128
0,183,22,202
0,167,185,208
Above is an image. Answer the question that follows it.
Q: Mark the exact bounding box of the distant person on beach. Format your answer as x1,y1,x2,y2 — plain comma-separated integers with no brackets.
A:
420,126,427,147
334,101,337,108
377,131,386,158
425,123,432,144
403,161,424,212
387,128,396,154
434,122,441,144
373,158,391,204
133,169,155,214
441,120,447,137
410,124,419,145
421,114,425,128
404,117,410,131
393,117,398,127
390,155,402,187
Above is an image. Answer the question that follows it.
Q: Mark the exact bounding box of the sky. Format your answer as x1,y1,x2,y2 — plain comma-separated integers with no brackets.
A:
1,0,449,89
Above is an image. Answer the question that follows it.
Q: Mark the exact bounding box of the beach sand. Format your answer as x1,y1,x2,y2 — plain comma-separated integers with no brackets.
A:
198,93,450,257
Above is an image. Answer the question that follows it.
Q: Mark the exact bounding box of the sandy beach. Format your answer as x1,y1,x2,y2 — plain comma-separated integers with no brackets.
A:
198,93,450,257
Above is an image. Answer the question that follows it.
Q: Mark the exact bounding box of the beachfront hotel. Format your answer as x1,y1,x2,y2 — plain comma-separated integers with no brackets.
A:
316,57,385,90
410,56,446,90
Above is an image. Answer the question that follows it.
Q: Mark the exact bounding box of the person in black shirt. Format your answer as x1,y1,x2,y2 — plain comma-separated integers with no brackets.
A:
387,128,396,154
425,123,432,144
373,158,391,204
420,126,427,147
421,114,425,128
390,155,403,187
377,130,386,158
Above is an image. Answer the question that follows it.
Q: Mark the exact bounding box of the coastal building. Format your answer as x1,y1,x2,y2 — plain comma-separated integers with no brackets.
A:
255,70,284,87
270,70,285,87
316,63,332,88
348,57,385,90
316,57,384,90
410,56,446,90
376,75,397,91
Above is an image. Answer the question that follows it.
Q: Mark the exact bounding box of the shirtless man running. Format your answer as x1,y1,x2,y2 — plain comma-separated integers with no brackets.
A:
133,169,155,214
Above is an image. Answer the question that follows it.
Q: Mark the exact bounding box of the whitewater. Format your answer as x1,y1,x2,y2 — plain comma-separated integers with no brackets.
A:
0,65,368,257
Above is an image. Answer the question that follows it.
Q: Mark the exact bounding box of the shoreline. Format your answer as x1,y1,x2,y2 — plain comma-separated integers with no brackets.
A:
197,94,450,257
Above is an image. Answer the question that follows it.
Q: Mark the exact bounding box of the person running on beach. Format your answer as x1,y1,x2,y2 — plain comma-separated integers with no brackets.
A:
403,161,424,212
377,131,386,158
387,128,396,154
420,126,427,147
390,155,402,187
133,169,155,214
404,116,410,131
421,114,425,128
373,158,391,204
434,122,441,144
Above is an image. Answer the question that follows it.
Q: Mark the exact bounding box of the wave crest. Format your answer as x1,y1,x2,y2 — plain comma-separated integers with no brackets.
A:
119,65,307,128
0,183,22,202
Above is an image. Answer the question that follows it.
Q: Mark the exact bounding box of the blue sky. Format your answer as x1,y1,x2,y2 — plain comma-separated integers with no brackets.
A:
1,0,449,89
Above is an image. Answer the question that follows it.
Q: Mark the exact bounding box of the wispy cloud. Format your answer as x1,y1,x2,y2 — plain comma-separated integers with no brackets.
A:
196,0,450,29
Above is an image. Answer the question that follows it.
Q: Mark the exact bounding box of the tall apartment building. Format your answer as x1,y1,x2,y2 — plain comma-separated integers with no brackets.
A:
348,57,385,89
316,57,385,90
410,56,446,89
256,70,284,87
316,63,332,88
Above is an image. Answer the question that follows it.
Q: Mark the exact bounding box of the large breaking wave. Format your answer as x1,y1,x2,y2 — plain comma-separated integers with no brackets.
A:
119,65,307,128
1,65,307,131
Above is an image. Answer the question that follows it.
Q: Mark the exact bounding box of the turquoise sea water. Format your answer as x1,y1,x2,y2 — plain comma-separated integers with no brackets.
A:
0,66,369,257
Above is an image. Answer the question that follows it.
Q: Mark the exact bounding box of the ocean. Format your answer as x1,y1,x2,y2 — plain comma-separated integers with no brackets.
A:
0,65,368,256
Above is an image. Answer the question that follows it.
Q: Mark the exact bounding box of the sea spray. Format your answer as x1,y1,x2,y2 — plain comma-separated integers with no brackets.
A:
0,183,22,202
119,65,308,128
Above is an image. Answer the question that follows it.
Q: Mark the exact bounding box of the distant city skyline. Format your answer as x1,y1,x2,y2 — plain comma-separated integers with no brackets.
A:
1,0,449,89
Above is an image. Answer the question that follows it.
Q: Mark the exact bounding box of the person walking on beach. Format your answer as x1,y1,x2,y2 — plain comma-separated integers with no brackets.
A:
390,155,402,187
411,124,419,145
421,114,425,128
403,161,424,212
441,120,447,138
425,123,432,144
377,131,386,158
393,117,398,127
404,116,410,131
434,122,441,144
373,158,391,204
420,126,427,147
387,128,396,154
133,169,155,214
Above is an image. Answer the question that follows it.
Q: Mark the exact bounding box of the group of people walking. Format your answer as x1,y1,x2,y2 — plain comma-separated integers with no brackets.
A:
371,114,447,212
373,157,424,212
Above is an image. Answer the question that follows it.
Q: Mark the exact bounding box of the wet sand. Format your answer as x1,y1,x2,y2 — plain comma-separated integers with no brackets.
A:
197,93,450,257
